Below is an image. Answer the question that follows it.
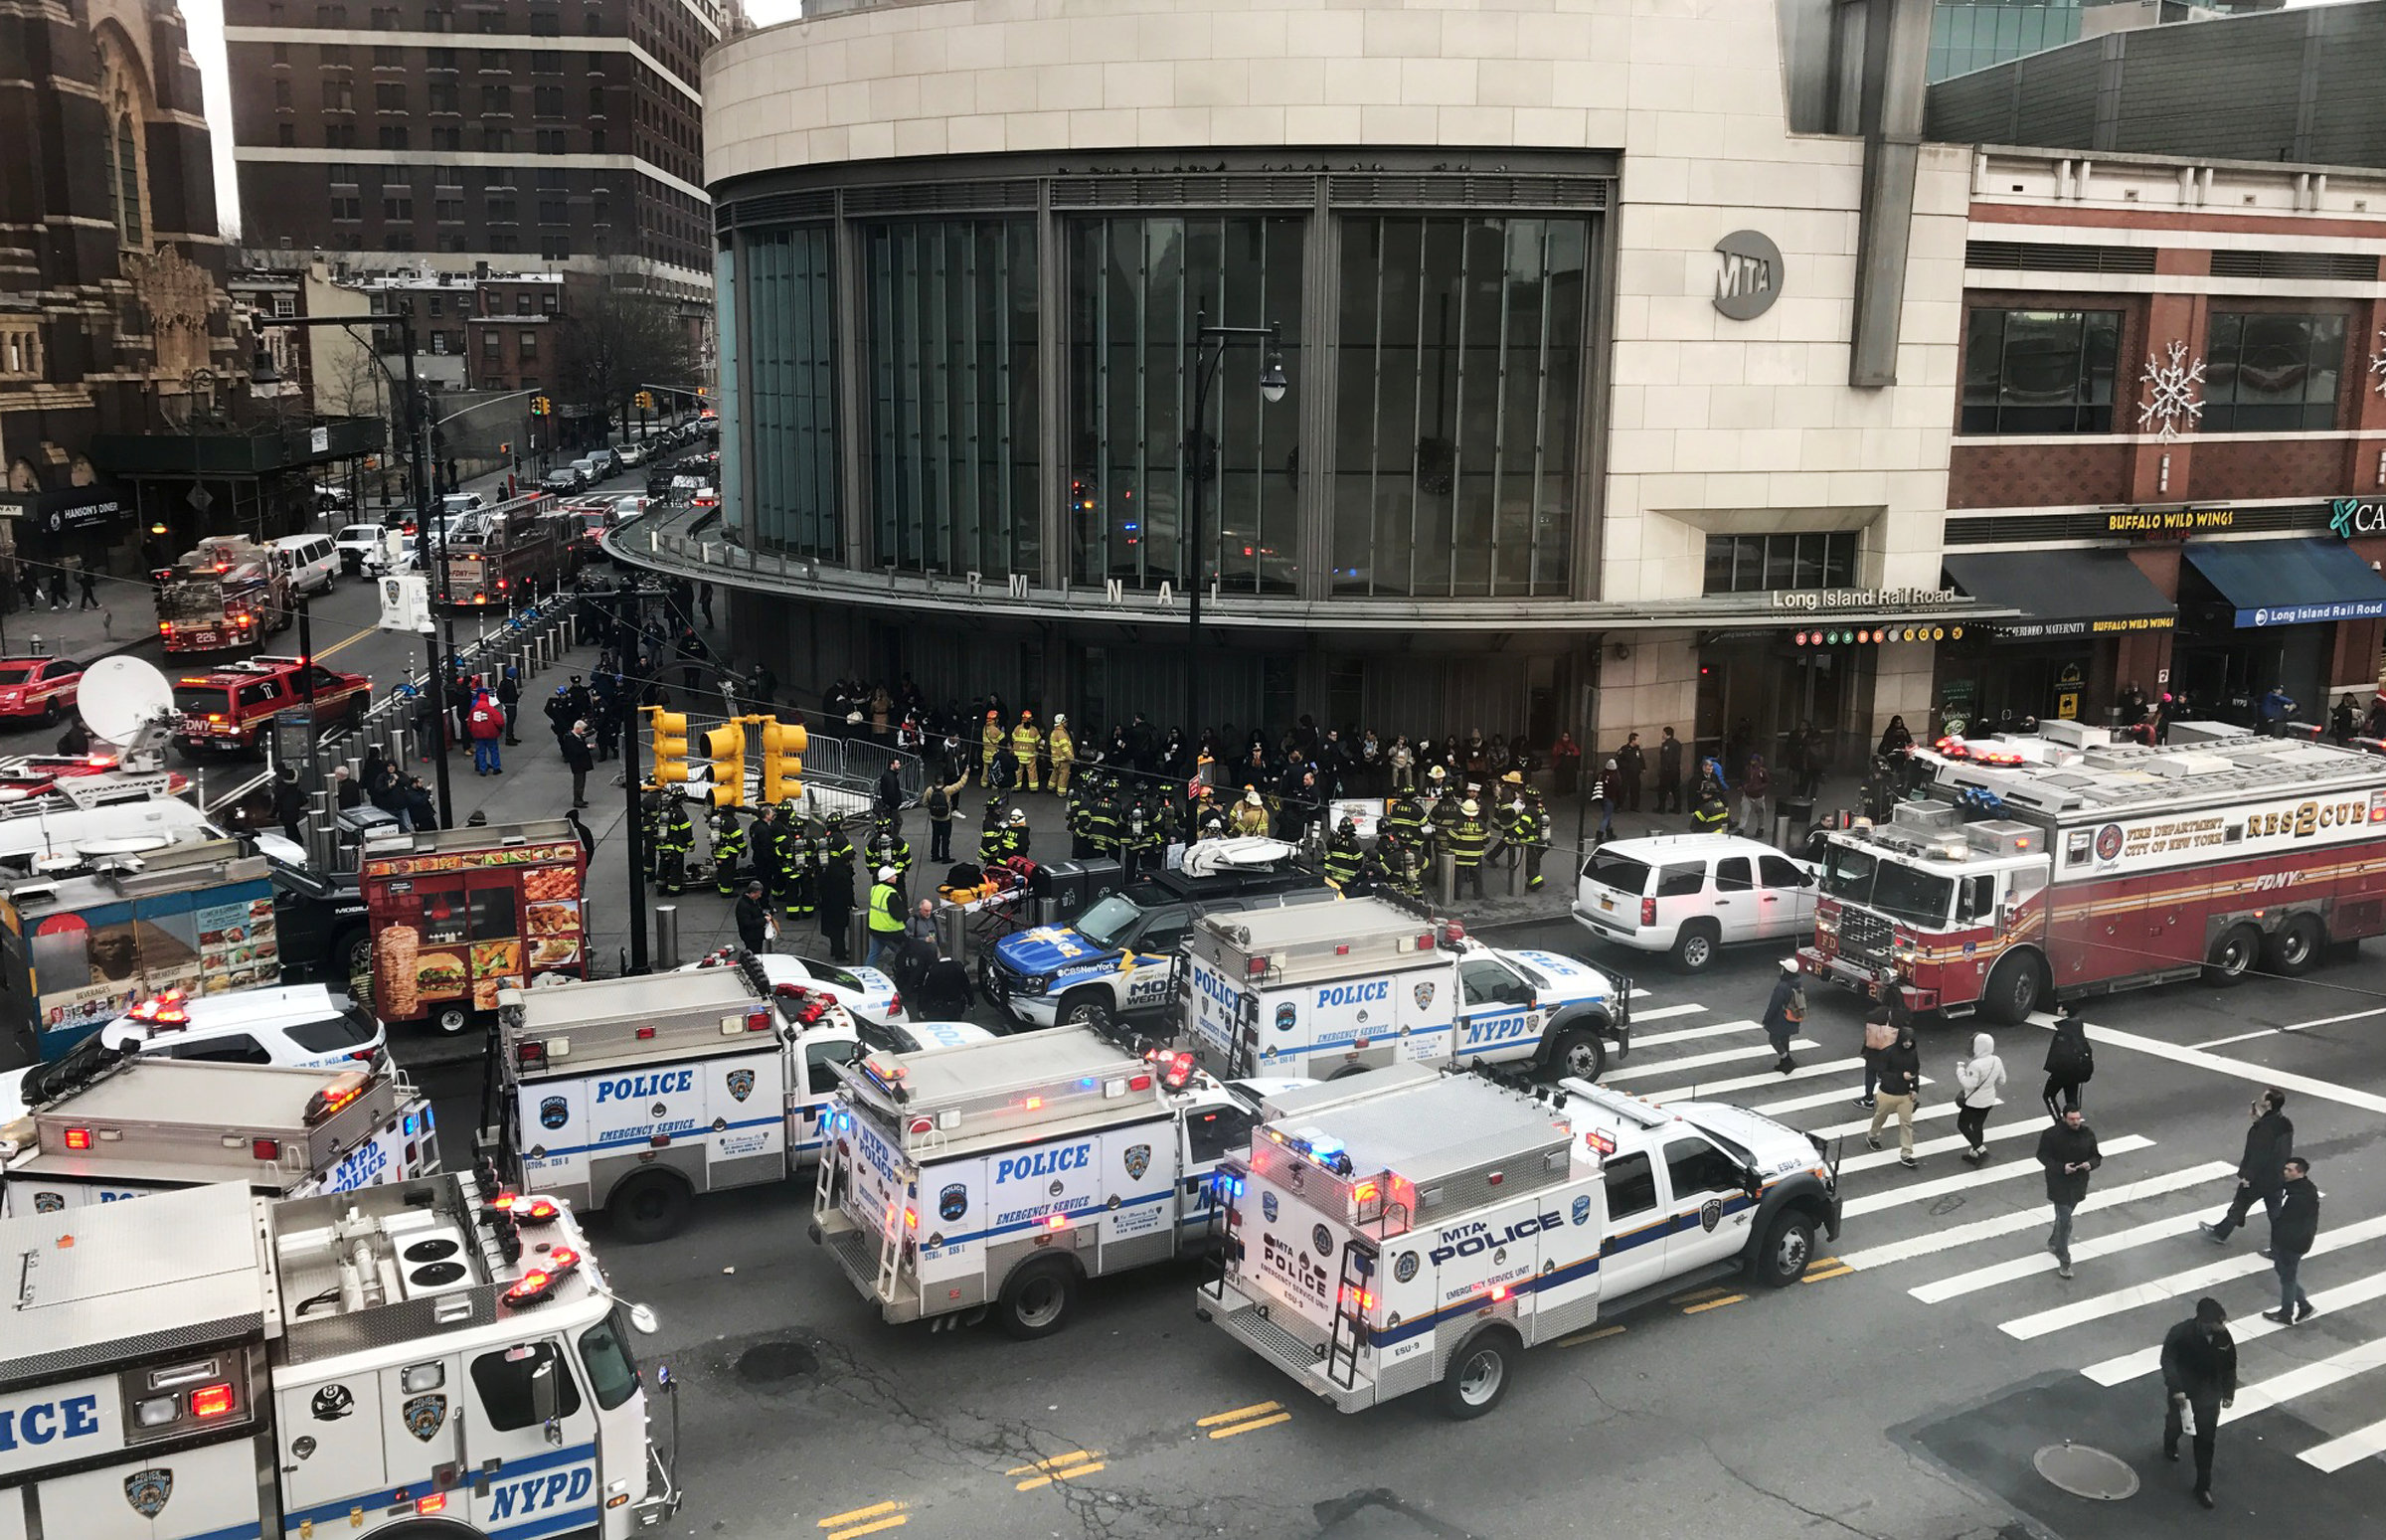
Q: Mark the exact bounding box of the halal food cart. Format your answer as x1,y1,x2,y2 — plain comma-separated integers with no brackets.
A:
0,840,279,1061
360,818,588,1035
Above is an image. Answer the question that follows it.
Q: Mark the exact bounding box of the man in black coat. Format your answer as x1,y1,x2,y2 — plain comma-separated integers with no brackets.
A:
2160,1296,2238,1508
2035,1108,2102,1279
815,850,856,962
1616,732,1646,812
2267,1159,2321,1326
875,760,904,823
2202,1089,2293,1246
734,880,772,954
1655,727,1683,815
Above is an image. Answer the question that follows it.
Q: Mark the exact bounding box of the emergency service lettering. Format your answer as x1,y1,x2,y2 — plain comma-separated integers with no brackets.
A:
485,1463,594,1521
996,1143,1089,1184
594,1071,694,1104
0,1395,101,1453
1429,1212,1563,1267
1315,980,1390,1009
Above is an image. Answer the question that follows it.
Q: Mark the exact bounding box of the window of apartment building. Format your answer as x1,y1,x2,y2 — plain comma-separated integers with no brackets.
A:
515,293,532,314
540,289,557,315
274,80,292,107
1960,308,2122,434
427,83,456,112
478,8,504,31
331,196,362,221
424,5,450,29
488,228,515,252
322,79,353,110
591,192,608,226
327,122,357,147
426,294,443,317
383,233,415,251
588,127,604,154
481,329,500,355
583,8,599,34
486,196,516,223
483,125,512,150
321,42,349,64
384,192,413,221
376,83,406,109
536,129,566,155
588,86,605,116
531,9,561,35
2204,311,2346,432
277,123,297,145
536,166,565,189
272,42,289,64
1702,532,1858,596
538,198,567,225
430,332,449,355
531,50,560,73
481,50,509,71
426,47,455,69
429,124,460,151
266,1,282,19
370,6,400,28
314,4,346,23
534,86,564,116
435,196,463,223
377,125,409,149
481,84,511,113
436,233,465,252
519,330,539,359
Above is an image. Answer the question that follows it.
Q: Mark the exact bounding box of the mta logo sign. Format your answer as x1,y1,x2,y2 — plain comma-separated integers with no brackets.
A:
1713,230,1786,321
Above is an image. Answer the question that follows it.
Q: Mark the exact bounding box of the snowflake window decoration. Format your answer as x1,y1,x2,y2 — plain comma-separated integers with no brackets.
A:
2137,340,2205,442
2369,326,2386,397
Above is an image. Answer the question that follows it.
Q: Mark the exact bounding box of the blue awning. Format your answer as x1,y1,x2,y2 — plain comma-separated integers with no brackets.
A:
2181,537,2386,629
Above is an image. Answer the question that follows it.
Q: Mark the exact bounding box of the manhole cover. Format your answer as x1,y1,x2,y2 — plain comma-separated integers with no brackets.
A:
734,1340,819,1386
2033,1443,2139,1500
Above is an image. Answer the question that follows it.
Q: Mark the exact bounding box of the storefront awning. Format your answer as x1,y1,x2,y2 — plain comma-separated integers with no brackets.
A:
1942,550,2176,641
2182,537,2386,629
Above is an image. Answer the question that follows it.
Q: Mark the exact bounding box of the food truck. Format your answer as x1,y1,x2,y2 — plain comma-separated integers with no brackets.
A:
361,818,589,1035
0,840,278,1061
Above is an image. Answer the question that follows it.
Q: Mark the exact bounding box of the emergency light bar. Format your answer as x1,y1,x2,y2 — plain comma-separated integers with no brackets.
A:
302,1072,370,1125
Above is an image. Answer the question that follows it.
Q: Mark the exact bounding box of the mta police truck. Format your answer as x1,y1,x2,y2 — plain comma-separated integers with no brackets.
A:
0,1054,436,1216
1180,897,1631,1083
0,1171,679,1540
1198,1067,1839,1417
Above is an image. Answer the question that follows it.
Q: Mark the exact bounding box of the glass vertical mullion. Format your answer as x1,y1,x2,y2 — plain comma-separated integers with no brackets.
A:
868,229,892,565
1365,218,1386,598
991,224,1013,575
1133,220,1152,590
1528,221,1556,595
1407,221,1429,599
1094,223,1112,588
957,224,981,576
1487,222,1515,598
1448,220,1474,597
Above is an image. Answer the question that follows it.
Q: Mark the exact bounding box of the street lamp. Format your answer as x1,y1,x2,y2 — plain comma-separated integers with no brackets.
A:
1183,308,1286,742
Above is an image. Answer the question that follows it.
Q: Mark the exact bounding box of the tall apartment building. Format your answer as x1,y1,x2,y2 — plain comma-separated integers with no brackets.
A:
221,0,717,304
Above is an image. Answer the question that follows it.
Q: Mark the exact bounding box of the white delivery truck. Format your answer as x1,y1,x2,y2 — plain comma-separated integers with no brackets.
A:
0,1053,436,1216
0,1172,679,1540
808,1026,1294,1339
485,951,991,1245
1180,896,1632,1084
1197,1066,1840,1418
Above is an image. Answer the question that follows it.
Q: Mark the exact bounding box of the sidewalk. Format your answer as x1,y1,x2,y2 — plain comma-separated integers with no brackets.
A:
0,586,151,667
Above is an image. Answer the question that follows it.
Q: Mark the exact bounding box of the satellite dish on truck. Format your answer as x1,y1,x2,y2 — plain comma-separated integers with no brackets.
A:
80,655,178,769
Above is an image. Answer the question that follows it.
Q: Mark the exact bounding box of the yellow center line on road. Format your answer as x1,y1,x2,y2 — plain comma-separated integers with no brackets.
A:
817,1500,905,1530
312,627,374,662
1009,1450,1105,1490
1195,1401,1282,1428
1554,1325,1627,1348
1682,1293,1747,1314
1802,1263,1855,1283
827,1517,908,1540
1206,1412,1291,1441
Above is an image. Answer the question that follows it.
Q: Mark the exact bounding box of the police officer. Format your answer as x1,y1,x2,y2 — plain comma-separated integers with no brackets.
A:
710,806,748,897
1448,797,1490,901
1011,711,1044,793
654,799,695,896
1323,815,1365,890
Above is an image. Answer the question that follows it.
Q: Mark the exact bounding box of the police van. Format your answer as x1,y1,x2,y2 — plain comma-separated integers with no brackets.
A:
1198,1067,1840,1417
808,1026,1302,1339
0,1052,434,1216
1181,896,1632,1084
487,951,991,1245
0,1173,679,1540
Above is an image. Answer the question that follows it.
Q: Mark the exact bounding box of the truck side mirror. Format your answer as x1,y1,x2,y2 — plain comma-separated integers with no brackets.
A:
530,1357,562,1445
1740,1166,1765,1201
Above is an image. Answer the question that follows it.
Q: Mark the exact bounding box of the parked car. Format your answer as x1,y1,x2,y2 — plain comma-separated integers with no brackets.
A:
269,532,340,597
333,522,395,577
616,442,646,468
0,655,84,726
542,466,587,494
1572,832,1821,972
312,482,354,512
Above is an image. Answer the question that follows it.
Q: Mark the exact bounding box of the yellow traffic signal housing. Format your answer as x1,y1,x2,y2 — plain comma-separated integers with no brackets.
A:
647,709,691,786
699,721,746,807
758,717,806,804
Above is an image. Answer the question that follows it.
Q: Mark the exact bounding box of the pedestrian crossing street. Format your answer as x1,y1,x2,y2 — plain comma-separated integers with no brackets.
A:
1606,986,2386,1474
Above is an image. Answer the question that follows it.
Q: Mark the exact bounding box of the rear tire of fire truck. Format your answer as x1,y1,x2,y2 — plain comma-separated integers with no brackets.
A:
1670,920,1720,973
2204,924,2260,987
1548,1026,1606,1083
608,1169,693,1245
1750,1207,1817,1288
2262,914,2325,977
1980,952,2045,1026
995,1256,1080,1340
1054,987,1114,1037
1436,1326,1518,1420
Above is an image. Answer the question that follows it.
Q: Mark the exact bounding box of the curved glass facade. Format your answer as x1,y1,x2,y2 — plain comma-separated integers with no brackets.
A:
741,226,840,561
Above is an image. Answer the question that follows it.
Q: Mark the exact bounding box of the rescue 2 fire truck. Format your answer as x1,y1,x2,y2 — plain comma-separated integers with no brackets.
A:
1798,721,2386,1023
808,1026,1298,1339
0,1173,679,1540
442,495,566,608
1179,897,1631,1084
485,952,987,1245
1,1052,435,1215
153,535,293,653
1197,1066,1839,1418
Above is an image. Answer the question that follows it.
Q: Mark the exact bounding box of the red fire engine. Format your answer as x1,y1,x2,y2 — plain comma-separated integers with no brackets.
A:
1799,720,2386,1023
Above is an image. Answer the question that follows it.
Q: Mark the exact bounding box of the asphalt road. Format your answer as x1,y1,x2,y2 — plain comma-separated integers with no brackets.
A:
406,916,2386,1540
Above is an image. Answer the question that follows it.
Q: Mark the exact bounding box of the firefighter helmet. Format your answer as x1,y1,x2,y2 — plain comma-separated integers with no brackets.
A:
1336,816,1357,840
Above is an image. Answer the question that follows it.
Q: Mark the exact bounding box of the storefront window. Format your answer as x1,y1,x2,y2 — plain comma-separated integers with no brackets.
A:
2204,311,2345,431
1702,532,1857,595
1065,215,1303,595
1959,307,2121,434
741,227,839,562
1332,216,1588,598
863,218,1039,577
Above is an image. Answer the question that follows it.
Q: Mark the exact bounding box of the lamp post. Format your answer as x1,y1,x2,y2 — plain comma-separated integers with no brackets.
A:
1182,309,1286,741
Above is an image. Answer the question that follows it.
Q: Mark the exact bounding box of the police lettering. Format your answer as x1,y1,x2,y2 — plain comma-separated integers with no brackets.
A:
995,1143,1090,1184
1315,980,1390,1009
1195,961,1240,1013
0,1394,102,1453
486,1464,594,1521
594,1070,694,1104
1427,1212,1562,1267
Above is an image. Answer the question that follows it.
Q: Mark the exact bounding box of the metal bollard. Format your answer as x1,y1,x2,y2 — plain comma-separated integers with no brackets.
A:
936,902,967,962
654,904,680,969
1503,852,1519,898
849,912,870,966
1435,850,1455,910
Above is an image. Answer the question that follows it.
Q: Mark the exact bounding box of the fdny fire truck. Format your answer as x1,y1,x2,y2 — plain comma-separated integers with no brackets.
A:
1799,721,2386,1022
153,536,293,654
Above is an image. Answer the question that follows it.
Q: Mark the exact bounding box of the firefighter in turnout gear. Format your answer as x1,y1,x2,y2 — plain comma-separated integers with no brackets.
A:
639,791,668,883
1383,787,1428,845
1011,712,1044,792
823,817,857,872
1194,807,1227,845
1003,804,1031,861
866,817,913,893
1228,786,1271,838
1427,776,1465,850
653,800,696,896
978,711,1003,785
978,804,1012,866
1690,783,1731,833
1048,714,1076,796
768,805,808,917
711,807,748,896
1323,815,1365,890
1083,779,1122,858
1066,770,1094,857
1448,797,1491,901
1499,770,1553,890
1378,828,1426,900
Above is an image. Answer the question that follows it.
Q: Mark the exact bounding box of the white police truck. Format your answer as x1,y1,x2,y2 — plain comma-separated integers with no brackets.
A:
0,1053,435,1217
486,951,991,1245
1198,1066,1840,1417
808,1026,1299,1339
0,1171,679,1540
1180,897,1632,1084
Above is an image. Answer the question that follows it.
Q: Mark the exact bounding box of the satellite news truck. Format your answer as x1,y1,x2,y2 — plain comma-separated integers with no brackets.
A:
808,1027,1290,1339
1198,1067,1838,1418
1180,897,1631,1084
0,1053,435,1216
0,1172,679,1540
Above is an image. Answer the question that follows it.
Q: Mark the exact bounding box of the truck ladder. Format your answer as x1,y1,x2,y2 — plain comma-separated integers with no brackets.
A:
874,1180,914,1300
1228,995,1261,1081
811,1126,846,1222
1325,1238,1376,1391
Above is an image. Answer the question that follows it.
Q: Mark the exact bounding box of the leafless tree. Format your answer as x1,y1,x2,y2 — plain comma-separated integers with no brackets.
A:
556,264,700,437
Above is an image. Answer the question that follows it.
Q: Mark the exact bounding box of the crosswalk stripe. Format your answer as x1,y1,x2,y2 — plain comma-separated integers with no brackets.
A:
1626,1020,1769,1050
1911,1210,2212,1304
1844,1135,2155,1218
1748,1078,1938,1119
1646,1054,1867,1103
2301,1414,2386,1473
1833,1112,2094,1175
1804,1098,1952,1139
1836,1163,2234,1272
2222,1336,2386,1427
2004,1214,2386,1341
1627,1002,1709,1024
2086,1270,2386,1385
1606,1038,1818,1085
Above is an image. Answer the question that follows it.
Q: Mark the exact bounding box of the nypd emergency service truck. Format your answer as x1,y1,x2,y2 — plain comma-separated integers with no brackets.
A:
0,1054,435,1217
1198,1067,1839,1417
1181,897,1631,1084
0,1172,679,1540
808,1026,1296,1339
487,952,991,1245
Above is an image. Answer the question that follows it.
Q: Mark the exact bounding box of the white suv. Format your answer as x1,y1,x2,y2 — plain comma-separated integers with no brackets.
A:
1573,833,1820,972
1,985,385,1121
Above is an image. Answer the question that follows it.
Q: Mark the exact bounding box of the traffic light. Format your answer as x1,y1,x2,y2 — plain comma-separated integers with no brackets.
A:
530,396,551,417
698,720,745,807
498,441,512,456
759,717,805,805
647,709,691,786
634,391,654,411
